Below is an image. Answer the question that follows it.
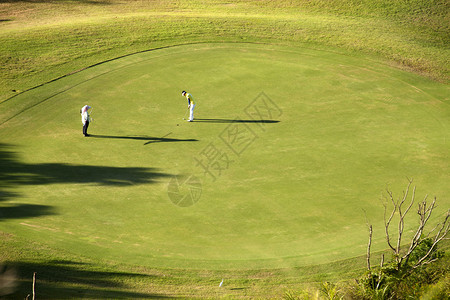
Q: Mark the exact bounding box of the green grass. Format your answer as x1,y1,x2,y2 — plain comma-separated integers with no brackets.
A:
1,229,371,299
1,0,449,298
1,0,448,102
2,42,449,297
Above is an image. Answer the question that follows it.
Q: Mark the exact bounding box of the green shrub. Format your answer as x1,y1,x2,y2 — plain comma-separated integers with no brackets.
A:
351,249,448,299
420,275,450,300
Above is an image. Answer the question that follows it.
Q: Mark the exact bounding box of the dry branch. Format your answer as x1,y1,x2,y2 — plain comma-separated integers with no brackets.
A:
373,180,449,277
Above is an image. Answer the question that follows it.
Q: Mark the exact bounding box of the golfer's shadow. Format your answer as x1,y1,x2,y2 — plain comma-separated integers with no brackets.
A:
90,134,198,145
194,118,280,124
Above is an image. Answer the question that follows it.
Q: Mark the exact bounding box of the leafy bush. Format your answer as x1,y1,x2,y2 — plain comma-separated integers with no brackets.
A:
347,242,448,299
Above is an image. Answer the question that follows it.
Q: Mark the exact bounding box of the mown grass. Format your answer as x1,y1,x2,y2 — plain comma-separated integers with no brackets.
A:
1,1,449,298
1,230,369,298
2,232,447,298
0,0,448,102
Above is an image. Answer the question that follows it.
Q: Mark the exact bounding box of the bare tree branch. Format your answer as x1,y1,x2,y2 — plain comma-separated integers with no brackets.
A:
364,209,372,271
367,224,373,271
384,190,397,252
396,181,415,265
411,209,450,270
367,180,448,284
377,180,448,277
401,195,435,268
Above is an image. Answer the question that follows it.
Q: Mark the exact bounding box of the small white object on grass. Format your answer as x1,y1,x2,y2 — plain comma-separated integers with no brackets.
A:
219,279,224,287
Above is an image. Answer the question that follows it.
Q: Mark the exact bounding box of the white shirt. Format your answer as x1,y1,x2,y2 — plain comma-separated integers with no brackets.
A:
81,105,91,125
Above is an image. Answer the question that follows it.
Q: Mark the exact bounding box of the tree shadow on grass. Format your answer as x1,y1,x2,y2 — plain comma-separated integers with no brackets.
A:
194,118,280,124
89,134,198,146
5,260,170,299
0,204,54,221
0,143,170,220
9,163,169,186
0,191,18,203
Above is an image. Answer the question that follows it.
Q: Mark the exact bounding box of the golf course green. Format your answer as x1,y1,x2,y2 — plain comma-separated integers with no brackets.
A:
1,42,449,274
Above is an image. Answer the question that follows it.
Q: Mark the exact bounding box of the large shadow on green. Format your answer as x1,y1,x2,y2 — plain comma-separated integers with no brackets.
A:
89,134,198,146
6,260,170,299
0,143,173,298
0,143,170,220
194,118,280,124
0,203,54,221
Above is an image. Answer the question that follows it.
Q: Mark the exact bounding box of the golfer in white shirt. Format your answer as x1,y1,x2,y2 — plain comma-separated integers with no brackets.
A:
80,105,92,137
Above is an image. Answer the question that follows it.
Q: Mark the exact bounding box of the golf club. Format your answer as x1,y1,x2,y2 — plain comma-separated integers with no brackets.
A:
182,107,189,120
89,107,94,122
